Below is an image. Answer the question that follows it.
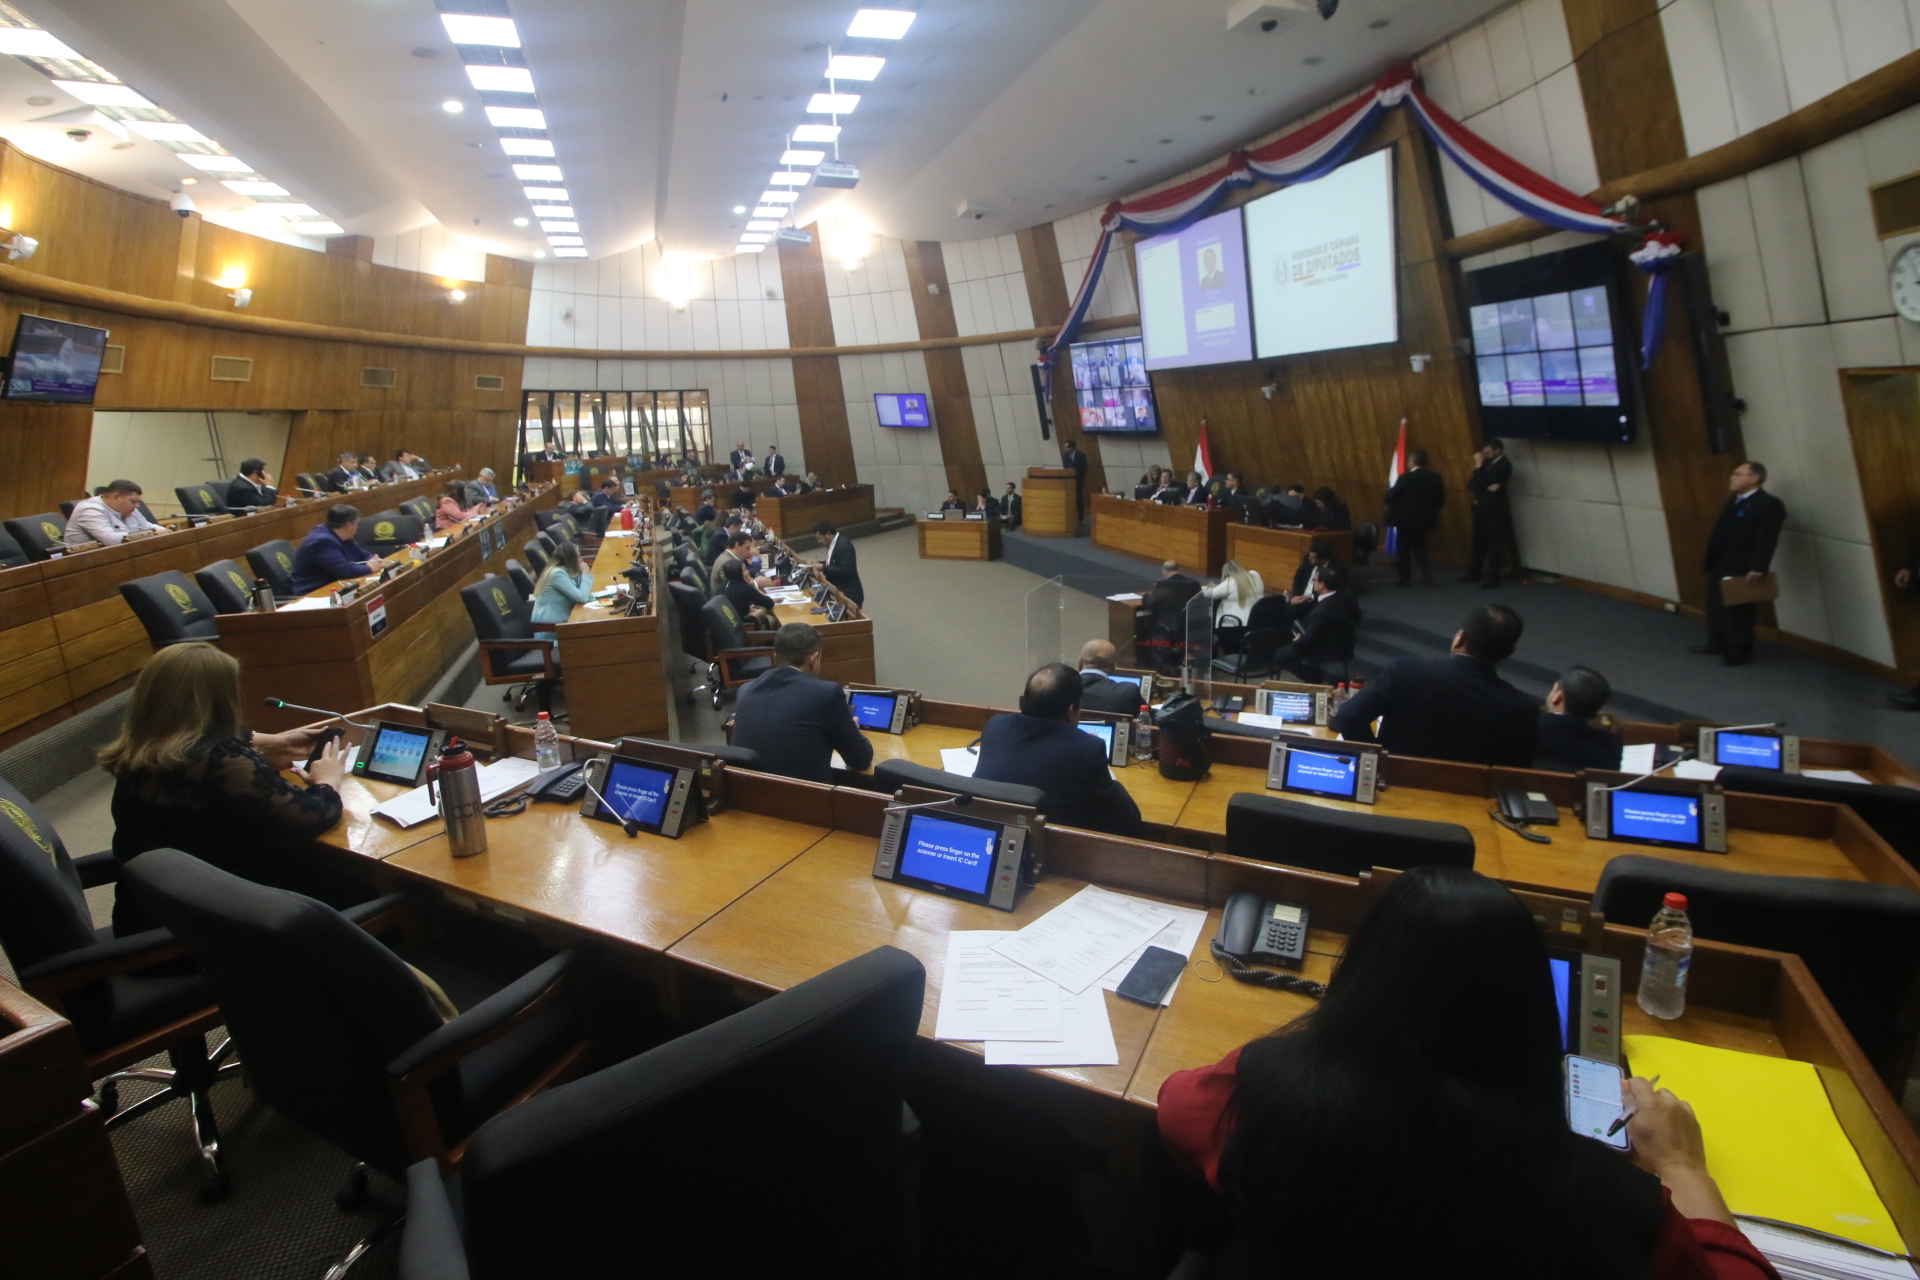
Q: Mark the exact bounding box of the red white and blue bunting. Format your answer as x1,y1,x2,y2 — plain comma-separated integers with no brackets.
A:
1041,64,1632,370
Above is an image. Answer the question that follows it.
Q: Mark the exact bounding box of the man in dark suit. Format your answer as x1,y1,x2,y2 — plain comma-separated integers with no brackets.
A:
225,458,279,511
816,520,863,607
728,442,750,474
1282,537,1337,627
1534,665,1623,772
1062,439,1089,521
591,479,623,510
1076,640,1148,716
938,490,966,512
1331,604,1538,767
1460,439,1516,588
1693,460,1786,667
1138,560,1202,672
730,623,874,784
1385,449,1445,588
323,451,361,493
764,445,786,476
974,664,1143,838
1267,562,1359,685
1002,482,1022,530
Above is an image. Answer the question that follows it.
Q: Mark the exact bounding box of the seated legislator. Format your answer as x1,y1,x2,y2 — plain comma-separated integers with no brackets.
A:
1162,470,1208,505
355,454,381,483
99,642,358,935
530,541,593,641
468,467,499,505
289,505,382,595
1267,561,1359,685
1282,537,1338,625
435,480,481,530
972,489,1000,519
1203,560,1265,626
974,664,1144,838
1157,865,1776,1280
1077,640,1147,716
1331,604,1538,767
225,458,280,511
721,559,778,631
730,623,874,784
1304,485,1352,530
939,490,965,512
1535,664,1625,773
64,478,163,548
591,479,623,510
323,451,363,493
766,475,793,498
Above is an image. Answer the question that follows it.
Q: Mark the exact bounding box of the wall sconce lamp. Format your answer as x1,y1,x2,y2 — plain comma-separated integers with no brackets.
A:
229,287,252,308
6,233,38,262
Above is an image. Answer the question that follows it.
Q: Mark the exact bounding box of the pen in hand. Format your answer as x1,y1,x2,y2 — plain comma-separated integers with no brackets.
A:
1606,1074,1660,1137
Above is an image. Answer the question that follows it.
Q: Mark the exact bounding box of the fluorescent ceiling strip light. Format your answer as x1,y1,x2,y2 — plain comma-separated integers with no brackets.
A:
500,138,555,156
745,220,780,231
758,190,799,204
751,206,787,217
50,80,155,108
781,149,825,166
223,180,289,195
552,248,588,257
522,186,568,201
791,124,839,142
769,171,809,186
540,220,578,232
264,203,321,218
129,120,210,144
0,28,79,58
485,105,546,129
530,205,574,217
439,14,520,47
739,233,772,243
827,55,884,80
807,93,859,114
180,153,253,172
513,163,563,180
847,9,915,38
465,65,535,92
547,235,583,246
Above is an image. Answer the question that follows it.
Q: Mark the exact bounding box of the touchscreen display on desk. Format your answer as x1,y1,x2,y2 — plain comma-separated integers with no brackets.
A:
600,760,674,828
367,726,431,780
1105,674,1140,695
1609,790,1699,846
1284,748,1358,799
1716,732,1781,770
1548,954,1573,1051
1078,721,1115,754
1265,691,1316,724
849,692,897,730
897,812,999,896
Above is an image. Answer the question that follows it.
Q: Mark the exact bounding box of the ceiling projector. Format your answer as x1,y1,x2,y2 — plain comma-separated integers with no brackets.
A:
813,161,860,189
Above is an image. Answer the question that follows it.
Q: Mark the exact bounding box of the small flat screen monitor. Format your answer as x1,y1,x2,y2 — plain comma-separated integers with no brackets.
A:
1261,690,1317,725
874,393,932,428
1104,673,1141,696
1067,337,1159,433
1133,205,1253,371
1282,745,1359,800
1714,731,1782,770
1608,789,1701,849
1078,720,1115,755
353,722,440,786
595,758,676,830
849,691,900,731
894,810,1002,898
6,314,108,404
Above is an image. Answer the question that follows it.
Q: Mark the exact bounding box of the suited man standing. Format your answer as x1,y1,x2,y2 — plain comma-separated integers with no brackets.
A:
1061,439,1089,522
1331,604,1538,767
816,520,863,607
730,623,874,784
1693,460,1786,667
1002,481,1022,530
1459,439,1516,588
764,444,786,476
728,441,751,475
974,664,1143,838
1384,450,1445,588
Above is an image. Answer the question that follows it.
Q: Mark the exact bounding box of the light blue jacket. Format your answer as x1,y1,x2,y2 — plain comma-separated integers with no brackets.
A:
530,567,593,639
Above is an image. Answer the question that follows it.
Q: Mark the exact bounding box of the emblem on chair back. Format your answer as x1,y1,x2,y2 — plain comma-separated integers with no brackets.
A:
719,601,740,628
0,799,53,864
199,489,214,505
228,570,249,595
40,521,59,541
492,586,510,616
375,520,396,540
165,582,198,614
277,551,292,570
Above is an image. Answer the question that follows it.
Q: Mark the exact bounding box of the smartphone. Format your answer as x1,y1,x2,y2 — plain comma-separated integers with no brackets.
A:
1564,1054,1629,1149
1116,945,1189,1007
305,726,344,766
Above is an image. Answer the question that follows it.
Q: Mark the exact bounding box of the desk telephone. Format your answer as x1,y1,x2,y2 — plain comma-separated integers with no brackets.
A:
483,761,585,817
1493,786,1558,845
1212,892,1325,998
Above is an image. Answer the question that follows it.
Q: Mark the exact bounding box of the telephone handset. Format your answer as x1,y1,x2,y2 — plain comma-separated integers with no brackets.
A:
483,760,585,817
1212,892,1326,998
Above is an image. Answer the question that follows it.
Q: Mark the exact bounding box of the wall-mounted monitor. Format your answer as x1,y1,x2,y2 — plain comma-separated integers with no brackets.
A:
1460,241,1635,443
1067,337,1159,433
874,392,932,428
1133,206,1253,371
5,314,109,404
1247,147,1398,359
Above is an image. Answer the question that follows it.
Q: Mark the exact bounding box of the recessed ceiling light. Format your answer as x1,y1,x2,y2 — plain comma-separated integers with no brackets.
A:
485,105,546,129
466,65,535,93
524,186,568,201
769,171,809,186
180,176,198,185
181,154,253,172
792,124,839,142
129,120,211,144
442,99,464,113
807,93,859,114
752,206,786,218
553,248,588,257
0,29,80,58
735,244,766,253
50,81,155,109
547,235,583,246
847,9,915,39
759,190,799,204
534,250,547,258
439,14,520,47
513,216,529,226
512,164,564,180
297,222,345,236
263,203,321,218
24,95,52,106
501,138,555,156
222,180,286,195
540,220,579,232
827,55,885,80
781,149,825,166
740,233,773,243
746,220,780,231
732,205,747,214
531,204,574,217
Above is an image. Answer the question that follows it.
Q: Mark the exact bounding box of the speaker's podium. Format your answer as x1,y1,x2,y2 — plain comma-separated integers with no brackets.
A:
1023,467,1079,537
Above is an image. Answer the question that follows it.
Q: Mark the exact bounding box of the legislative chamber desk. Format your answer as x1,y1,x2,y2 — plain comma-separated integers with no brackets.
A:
554,518,673,744
292,704,1920,1271
755,485,876,540
765,550,875,687
1021,468,1080,537
916,514,1001,561
1091,495,1230,576
666,475,786,512
1224,523,1354,588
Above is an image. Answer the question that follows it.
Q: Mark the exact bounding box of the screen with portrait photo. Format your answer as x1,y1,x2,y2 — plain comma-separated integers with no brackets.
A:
874,393,932,428
849,692,898,730
896,812,999,896
1284,747,1359,799
600,760,674,829
1609,790,1700,847
1133,206,1253,371
1246,148,1398,359
1068,338,1159,433
1715,732,1782,770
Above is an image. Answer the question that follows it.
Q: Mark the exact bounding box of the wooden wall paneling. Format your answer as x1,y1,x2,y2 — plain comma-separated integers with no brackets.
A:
902,240,988,499
0,141,178,301
777,233,859,486
1015,222,1110,494
0,404,90,518
1840,371,1920,675
1565,0,1744,614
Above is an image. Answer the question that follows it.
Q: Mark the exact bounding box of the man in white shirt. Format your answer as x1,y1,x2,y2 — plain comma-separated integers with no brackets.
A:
65,479,163,548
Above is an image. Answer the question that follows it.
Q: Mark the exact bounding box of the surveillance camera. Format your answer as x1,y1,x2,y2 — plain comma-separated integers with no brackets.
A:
1409,352,1432,373
1259,17,1278,31
229,288,252,309
169,190,196,218
64,128,90,143
1261,383,1276,401
7,234,37,262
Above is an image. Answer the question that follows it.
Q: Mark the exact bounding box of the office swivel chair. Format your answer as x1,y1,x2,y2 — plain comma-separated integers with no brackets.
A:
245,539,300,600
1209,616,1246,678
0,522,29,568
533,510,566,534
505,558,535,601
1223,793,1475,878
122,849,588,1262
294,473,325,498
1714,766,1920,869
361,512,425,558
1352,522,1378,566
1236,595,1293,680
521,539,549,575
461,577,561,715
194,559,259,615
399,946,923,1279
1594,855,1920,1084
4,511,68,561
665,581,709,675
698,595,774,710
120,571,222,648
174,484,228,520
873,760,1048,811
402,498,436,522
0,779,239,1202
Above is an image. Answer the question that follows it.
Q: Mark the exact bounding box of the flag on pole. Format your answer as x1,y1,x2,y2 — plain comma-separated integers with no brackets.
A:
1193,419,1214,486
1384,418,1408,556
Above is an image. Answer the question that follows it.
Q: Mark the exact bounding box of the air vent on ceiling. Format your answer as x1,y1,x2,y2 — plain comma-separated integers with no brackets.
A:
361,366,397,389
209,355,253,382
100,344,125,375
1871,170,1920,239
474,373,505,391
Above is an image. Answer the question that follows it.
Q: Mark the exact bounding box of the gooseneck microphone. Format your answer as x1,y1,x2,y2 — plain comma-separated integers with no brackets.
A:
263,698,376,729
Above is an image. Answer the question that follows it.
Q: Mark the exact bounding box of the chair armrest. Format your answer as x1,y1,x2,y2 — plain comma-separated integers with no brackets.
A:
399,1159,471,1280
387,950,576,1084
73,850,119,889
714,646,774,662
343,892,413,937
477,638,558,682
18,928,186,999
477,638,555,652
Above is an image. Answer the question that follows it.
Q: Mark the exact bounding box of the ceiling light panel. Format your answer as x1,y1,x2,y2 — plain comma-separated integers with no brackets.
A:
751,206,787,218
129,120,211,144
552,248,588,257
807,93,859,114
500,138,555,156
484,105,546,129
745,220,779,231
223,180,289,196
740,233,772,243
439,14,520,47
512,163,563,180
759,190,799,204
791,124,840,142
847,9,916,39
530,205,574,217
180,154,254,172
768,171,809,186
49,80,155,108
540,221,578,232
547,235,583,246
827,55,884,80
781,149,825,166
523,187,568,201
0,28,78,58
465,65,535,93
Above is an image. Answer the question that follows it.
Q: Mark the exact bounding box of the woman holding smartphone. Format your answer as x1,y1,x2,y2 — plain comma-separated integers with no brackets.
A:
1158,865,1773,1279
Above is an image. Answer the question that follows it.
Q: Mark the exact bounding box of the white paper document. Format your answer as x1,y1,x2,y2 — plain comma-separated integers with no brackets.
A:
1106,592,1144,603
1619,742,1657,773
933,932,1061,1041
373,756,542,828
1234,711,1312,734
1738,1218,1918,1280
983,985,1119,1066
1096,904,1209,1004
992,884,1177,994
938,746,980,777
1803,768,1872,785
1671,759,1722,780
278,597,332,612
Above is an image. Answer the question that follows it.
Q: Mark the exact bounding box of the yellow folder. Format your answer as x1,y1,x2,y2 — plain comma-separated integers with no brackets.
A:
1623,1035,1904,1254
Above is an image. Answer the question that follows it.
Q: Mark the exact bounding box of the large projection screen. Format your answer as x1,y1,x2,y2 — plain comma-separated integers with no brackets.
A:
1133,206,1253,372
1247,148,1398,358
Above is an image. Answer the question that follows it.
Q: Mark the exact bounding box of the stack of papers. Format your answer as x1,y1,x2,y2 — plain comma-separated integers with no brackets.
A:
1738,1220,1917,1280
278,597,332,613
1804,769,1872,786
932,886,1205,1067
373,757,542,828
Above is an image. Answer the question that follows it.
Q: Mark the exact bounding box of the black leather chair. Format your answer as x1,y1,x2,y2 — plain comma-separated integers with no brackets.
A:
0,779,239,1200
666,580,708,660
5,511,68,561
1594,855,1920,1083
699,595,773,710
1224,793,1475,877
521,539,549,575
461,577,560,714
363,512,425,558
246,539,300,598
399,946,923,1279
504,558,535,601
294,473,326,498
120,571,221,647
1716,766,1920,869
1209,616,1247,678
1239,595,1293,679
403,497,436,522
175,483,228,520
1352,521,1378,566
533,510,566,534
0,522,29,568
122,849,588,1259
872,759,1048,811
194,559,258,615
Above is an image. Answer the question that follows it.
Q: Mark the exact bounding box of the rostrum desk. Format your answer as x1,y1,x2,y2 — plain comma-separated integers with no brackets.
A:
1090,495,1230,575
756,485,876,540
917,515,1002,561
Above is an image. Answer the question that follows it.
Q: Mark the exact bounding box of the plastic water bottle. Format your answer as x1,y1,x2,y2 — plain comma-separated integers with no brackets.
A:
1636,893,1693,1020
1331,682,1350,711
533,712,562,770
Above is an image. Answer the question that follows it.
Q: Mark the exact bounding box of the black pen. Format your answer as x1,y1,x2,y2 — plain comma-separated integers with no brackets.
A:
1606,1074,1660,1137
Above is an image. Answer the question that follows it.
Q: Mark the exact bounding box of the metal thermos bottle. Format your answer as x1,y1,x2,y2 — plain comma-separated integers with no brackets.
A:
427,738,488,857
252,577,277,612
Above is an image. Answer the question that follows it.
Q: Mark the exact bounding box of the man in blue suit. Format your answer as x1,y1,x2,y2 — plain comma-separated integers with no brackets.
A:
731,623,874,785
974,664,1143,838
1331,604,1538,767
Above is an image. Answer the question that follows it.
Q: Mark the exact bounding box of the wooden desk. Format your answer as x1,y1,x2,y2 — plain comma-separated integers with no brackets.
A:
528,457,625,488
917,517,1001,561
1225,525,1354,589
766,550,875,686
668,476,783,512
1091,495,1231,575
555,523,672,743
1021,468,1079,537
757,486,876,540
1613,720,1920,787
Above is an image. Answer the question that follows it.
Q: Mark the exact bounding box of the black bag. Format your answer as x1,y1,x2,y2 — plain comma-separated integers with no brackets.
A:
1154,692,1211,781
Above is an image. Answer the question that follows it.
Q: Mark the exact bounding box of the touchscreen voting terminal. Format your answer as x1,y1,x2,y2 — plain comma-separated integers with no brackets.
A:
1547,947,1624,1065
828,597,847,623
1257,681,1332,727
1266,738,1382,804
578,751,701,838
1697,726,1798,773
846,686,916,734
1112,667,1158,703
871,795,1038,911
1583,777,1726,853
1076,709,1134,767
352,722,447,787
